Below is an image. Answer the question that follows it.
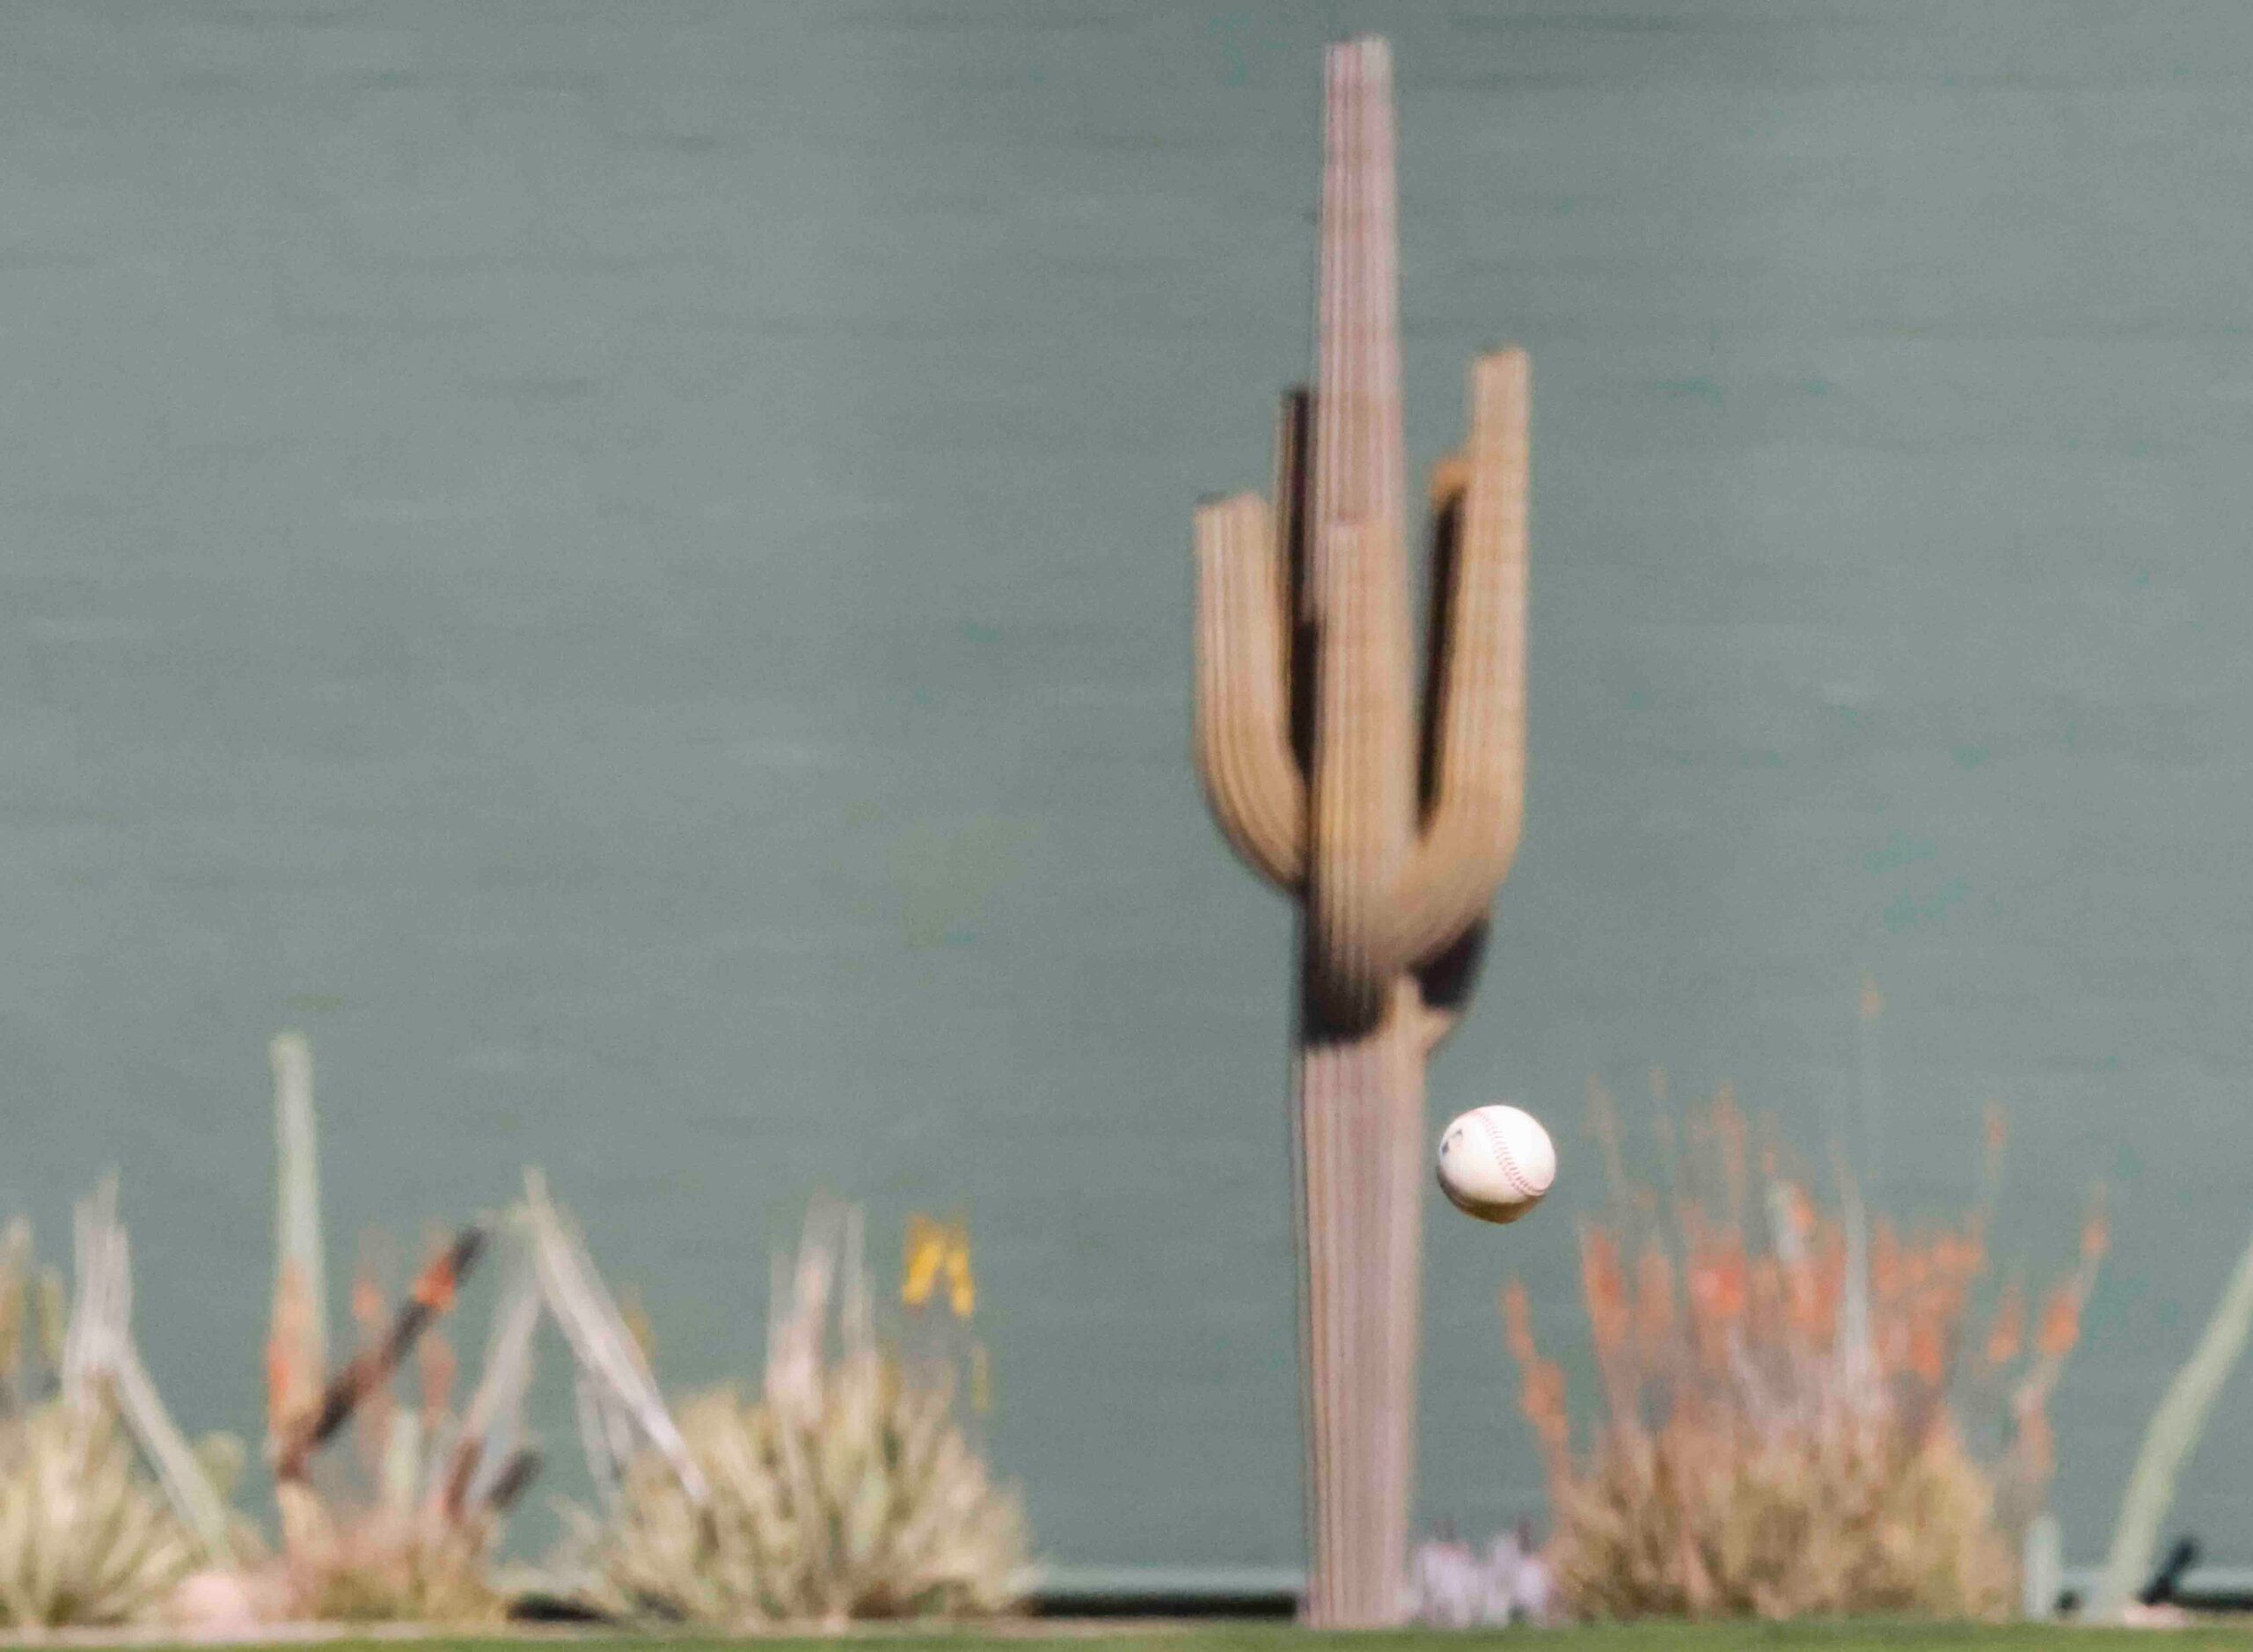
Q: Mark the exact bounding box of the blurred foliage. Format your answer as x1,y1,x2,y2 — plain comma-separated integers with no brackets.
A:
2091,1224,2253,1619
1505,1080,2104,1621
264,1222,512,1623
260,1033,520,1626
4,1036,1018,1631
0,1399,205,1628
567,1202,1028,1626
0,1215,252,1626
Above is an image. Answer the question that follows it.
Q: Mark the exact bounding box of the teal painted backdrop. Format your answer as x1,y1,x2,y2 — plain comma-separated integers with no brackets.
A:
2,0,2247,1576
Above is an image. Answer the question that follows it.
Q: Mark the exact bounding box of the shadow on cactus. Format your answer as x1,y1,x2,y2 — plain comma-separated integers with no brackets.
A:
564,1202,1028,1627
1503,1083,2104,1621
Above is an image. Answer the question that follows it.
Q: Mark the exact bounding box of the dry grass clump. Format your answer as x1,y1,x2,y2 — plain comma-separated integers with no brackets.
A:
0,1201,257,1630
249,1035,553,1627
264,1227,516,1626
569,1203,1028,1627
1505,1080,2104,1621
0,1031,1022,1633
0,1399,206,1627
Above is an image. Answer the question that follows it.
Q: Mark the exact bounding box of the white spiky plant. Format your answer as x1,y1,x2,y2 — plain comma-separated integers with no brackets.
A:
2089,1224,2253,1619
0,1400,204,1627
257,1032,710,1624
566,1203,1028,1626
0,1198,246,1628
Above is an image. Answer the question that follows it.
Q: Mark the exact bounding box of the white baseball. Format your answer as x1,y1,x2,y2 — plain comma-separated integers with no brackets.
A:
1436,1105,1556,1224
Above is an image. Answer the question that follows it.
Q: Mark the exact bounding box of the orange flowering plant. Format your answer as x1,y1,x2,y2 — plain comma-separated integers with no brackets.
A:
262,1225,508,1625
1503,1079,2104,1621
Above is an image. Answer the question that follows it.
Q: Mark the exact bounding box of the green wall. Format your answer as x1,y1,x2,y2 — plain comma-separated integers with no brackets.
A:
3,0,2249,1578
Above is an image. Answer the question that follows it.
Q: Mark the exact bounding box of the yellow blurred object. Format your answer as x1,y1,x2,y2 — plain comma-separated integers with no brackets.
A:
947,1246,976,1319
903,1215,975,1319
902,1217,944,1308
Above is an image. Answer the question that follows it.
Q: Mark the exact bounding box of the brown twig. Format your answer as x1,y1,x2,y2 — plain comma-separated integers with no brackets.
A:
276,1225,487,1481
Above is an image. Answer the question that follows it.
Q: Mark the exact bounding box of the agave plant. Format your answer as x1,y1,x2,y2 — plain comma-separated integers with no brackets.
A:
568,1203,1028,1626
0,1218,64,1426
0,1194,247,1628
0,1400,207,1627
260,1034,522,1625
257,1034,710,1624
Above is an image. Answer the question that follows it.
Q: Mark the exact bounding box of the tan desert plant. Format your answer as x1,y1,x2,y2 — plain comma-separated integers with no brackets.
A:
263,1219,509,1625
0,1218,66,1423
1505,1085,2104,1621
1533,1378,2015,1619
0,1194,253,1629
568,1203,1028,1627
260,1140,708,1625
0,1399,202,1627
260,1033,517,1624
271,1474,504,1626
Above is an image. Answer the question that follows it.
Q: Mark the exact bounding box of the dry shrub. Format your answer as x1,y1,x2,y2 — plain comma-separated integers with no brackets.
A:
267,1482,500,1627
0,1203,253,1629
263,1229,513,1626
1504,1082,2104,1621
0,1400,203,1627
568,1203,1028,1627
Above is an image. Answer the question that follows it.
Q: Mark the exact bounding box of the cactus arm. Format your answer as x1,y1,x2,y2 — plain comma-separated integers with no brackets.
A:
1304,38,1418,1024
1194,493,1306,890
1392,350,1529,964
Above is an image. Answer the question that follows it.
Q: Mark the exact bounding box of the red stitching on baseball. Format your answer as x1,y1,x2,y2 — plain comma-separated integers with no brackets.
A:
1476,1109,1530,1196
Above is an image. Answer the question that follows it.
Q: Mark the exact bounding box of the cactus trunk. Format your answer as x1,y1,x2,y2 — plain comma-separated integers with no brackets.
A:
1294,986,1427,1626
1191,33,1528,1629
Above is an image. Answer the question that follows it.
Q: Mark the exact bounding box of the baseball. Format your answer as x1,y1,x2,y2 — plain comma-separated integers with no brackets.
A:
1436,1105,1556,1224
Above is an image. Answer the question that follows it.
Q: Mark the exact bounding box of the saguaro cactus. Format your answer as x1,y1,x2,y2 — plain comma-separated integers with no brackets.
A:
1191,36,1528,1629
